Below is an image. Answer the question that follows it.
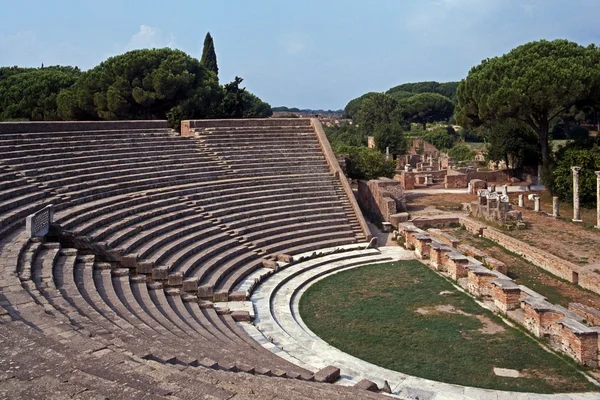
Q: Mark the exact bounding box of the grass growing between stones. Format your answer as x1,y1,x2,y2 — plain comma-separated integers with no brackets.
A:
299,261,597,393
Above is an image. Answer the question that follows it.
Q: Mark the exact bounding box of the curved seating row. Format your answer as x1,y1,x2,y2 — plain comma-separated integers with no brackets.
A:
0,120,378,398
0,232,383,399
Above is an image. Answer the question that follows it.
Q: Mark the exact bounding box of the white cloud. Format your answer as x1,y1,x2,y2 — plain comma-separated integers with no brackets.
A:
124,25,175,51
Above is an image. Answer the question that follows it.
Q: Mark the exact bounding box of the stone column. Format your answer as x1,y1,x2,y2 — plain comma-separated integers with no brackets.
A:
518,194,524,207
572,167,582,222
534,196,541,212
502,185,508,197
596,171,600,229
552,196,559,218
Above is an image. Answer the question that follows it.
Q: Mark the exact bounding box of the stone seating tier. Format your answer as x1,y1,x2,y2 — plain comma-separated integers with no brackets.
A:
12,236,312,376
0,120,377,397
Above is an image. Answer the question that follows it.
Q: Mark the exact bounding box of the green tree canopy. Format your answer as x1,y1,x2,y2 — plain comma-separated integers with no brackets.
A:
387,81,460,102
337,145,396,180
343,92,378,119
448,142,474,162
220,76,272,118
325,123,364,151
420,126,458,150
373,122,407,155
0,66,81,121
57,48,222,124
200,32,219,78
354,93,403,136
399,92,455,130
485,120,540,170
456,39,600,171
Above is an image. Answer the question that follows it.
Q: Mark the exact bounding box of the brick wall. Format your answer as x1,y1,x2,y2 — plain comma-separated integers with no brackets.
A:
481,228,582,284
357,178,405,224
445,170,468,189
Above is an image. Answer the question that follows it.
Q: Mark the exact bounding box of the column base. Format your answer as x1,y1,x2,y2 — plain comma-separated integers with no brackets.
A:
572,219,583,223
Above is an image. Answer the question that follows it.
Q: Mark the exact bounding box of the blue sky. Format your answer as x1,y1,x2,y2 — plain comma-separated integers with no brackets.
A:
1,0,599,109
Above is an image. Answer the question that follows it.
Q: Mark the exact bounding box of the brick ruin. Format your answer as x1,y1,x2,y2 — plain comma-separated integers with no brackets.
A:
468,189,522,224
357,178,406,225
396,222,600,367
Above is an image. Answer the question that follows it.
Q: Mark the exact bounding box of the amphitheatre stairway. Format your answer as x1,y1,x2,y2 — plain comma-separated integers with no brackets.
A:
0,118,387,398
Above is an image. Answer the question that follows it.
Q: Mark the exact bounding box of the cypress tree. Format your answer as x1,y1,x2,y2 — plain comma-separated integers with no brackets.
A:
200,32,219,78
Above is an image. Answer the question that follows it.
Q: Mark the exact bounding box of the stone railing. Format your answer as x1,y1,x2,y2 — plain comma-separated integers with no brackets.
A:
311,118,372,241
26,205,54,239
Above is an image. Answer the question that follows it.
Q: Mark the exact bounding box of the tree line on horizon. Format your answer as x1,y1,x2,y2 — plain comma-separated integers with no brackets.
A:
336,39,600,205
0,32,272,128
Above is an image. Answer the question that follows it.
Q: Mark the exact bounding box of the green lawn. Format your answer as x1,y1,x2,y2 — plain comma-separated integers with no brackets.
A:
299,261,597,393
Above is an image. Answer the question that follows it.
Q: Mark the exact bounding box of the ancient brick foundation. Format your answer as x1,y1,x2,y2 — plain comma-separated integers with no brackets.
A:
357,178,405,224
445,170,468,189
396,222,600,367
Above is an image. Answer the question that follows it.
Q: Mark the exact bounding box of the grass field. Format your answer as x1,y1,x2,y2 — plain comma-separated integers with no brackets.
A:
299,261,596,393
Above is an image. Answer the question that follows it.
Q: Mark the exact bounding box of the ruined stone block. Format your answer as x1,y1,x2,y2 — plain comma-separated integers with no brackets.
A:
262,260,278,269
277,254,294,263
492,279,521,313
167,272,183,287
213,289,229,302
152,266,169,281
354,379,379,392
197,284,214,299
390,212,410,227
314,366,340,383
182,277,199,292
231,311,252,322
228,291,247,301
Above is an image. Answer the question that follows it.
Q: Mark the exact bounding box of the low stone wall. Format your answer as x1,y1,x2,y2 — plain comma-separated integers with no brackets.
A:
445,170,468,189
481,227,582,284
394,173,415,190
411,216,459,229
396,222,600,367
0,120,168,134
570,303,600,326
459,217,600,294
465,170,510,183
458,217,486,235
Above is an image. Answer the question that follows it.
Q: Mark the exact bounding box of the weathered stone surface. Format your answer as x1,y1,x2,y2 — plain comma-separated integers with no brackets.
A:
198,284,215,299
390,212,410,227
262,260,278,269
354,379,379,392
277,254,293,263
228,291,247,301
167,272,183,286
152,266,169,280
182,277,199,292
231,311,252,322
313,366,340,383
213,289,229,302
